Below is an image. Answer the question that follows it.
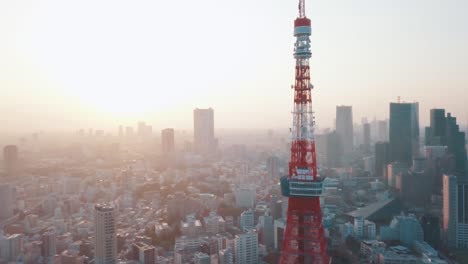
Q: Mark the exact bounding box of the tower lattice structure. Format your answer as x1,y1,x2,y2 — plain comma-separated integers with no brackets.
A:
280,1,331,263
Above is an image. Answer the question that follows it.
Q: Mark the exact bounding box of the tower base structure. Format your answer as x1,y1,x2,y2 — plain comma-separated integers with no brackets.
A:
280,178,331,264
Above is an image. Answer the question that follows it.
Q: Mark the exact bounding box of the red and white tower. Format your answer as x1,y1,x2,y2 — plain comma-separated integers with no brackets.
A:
280,1,331,263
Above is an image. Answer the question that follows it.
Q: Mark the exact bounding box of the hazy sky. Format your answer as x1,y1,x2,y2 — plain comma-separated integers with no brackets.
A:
1,0,467,132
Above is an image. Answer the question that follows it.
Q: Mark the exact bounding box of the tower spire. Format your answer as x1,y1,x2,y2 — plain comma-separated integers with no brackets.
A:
299,0,306,18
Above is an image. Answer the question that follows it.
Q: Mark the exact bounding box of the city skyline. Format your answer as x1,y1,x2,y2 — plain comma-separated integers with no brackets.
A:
1,0,468,132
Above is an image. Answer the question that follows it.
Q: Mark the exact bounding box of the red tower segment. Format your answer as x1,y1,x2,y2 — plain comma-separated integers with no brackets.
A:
280,1,331,263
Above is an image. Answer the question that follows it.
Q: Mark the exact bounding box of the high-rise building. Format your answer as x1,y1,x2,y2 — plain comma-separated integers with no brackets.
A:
266,156,280,181
234,186,256,208
219,248,234,264
132,242,155,264
363,123,371,153
125,126,134,137
443,175,468,249
118,125,124,137
0,184,14,220
336,106,354,156
0,234,23,262
193,108,216,154
94,204,117,264
389,102,420,164
445,113,467,180
375,142,391,178
425,109,446,146
274,218,286,251
240,209,255,231
194,252,210,264
378,120,388,142
41,230,56,263
161,128,175,155
326,131,343,168
425,110,467,184
3,145,19,177
234,230,258,264
259,210,274,249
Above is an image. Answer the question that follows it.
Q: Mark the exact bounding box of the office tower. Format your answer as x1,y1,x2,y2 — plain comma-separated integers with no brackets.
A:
234,186,256,208
336,106,354,156
274,219,286,251
193,108,216,154
138,122,145,135
266,156,280,181
194,252,210,264
118,126,124,137
446,113,467,179
420,215,441,248
326,131,343,168
161,128,175,155
443,175,468,249
219,248,234,264
240,209,255,231
132,242,155,264
378,120,388,142
396,163,431,206
389,102,420,164
425,110,467,181
125,126,134,137
234,230,258,264
259,210,274,249
3,145,19,177
425,109,446,146
279,2,330,262
363,123,371,153
94,204,117,264
0,184,14,220
375,142,391,178
0,234,23,262
41,230,56,262
354,217,364,239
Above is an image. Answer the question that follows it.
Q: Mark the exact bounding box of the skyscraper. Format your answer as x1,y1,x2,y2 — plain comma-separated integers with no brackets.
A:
425,110,467,181
234,230,258,264
3,145,19,177
363,122,371,153
259,210,274,249
0,184,14,220
94,204,117,264
446,113,467,179
389,102,420,164
378,120,388,142
443,174,468,249
193,108,216,155
41,230,56,262
425,109,446,146
336,106,354,156
266,156,280,181
375,142,390,178
240,209,255,231
161,128,175,155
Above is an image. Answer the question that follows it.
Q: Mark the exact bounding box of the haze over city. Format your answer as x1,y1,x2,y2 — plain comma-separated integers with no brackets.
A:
1,0,467,132
0,1,468,264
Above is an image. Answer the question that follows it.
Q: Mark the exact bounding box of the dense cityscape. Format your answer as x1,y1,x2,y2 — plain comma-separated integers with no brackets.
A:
1,0,468,263
0,103,467,263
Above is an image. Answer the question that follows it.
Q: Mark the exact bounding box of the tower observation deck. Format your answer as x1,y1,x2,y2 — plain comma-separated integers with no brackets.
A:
280,1,331,263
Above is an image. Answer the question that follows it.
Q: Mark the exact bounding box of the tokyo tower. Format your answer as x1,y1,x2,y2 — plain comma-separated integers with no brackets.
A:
280,0,331,263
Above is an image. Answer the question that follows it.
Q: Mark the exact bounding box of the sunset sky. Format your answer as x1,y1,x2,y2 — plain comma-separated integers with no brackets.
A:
1,0,467,132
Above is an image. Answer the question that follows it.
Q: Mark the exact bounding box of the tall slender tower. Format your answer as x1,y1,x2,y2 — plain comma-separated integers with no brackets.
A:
280,1,330,263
